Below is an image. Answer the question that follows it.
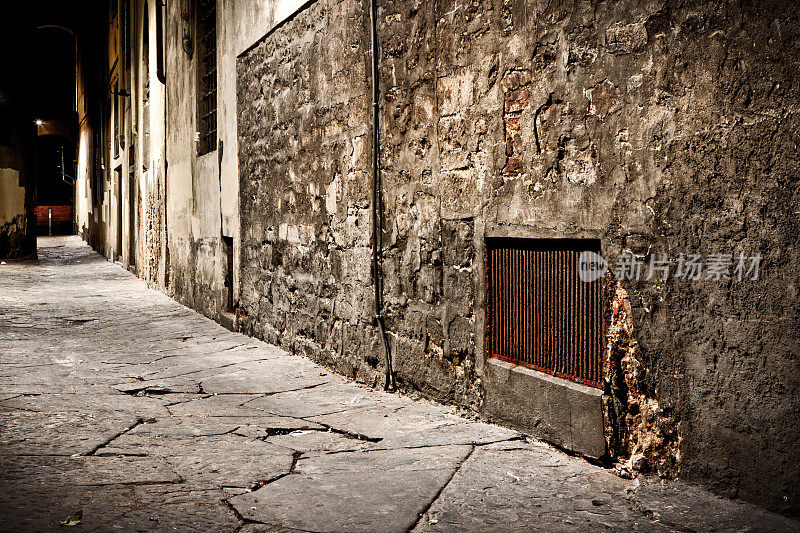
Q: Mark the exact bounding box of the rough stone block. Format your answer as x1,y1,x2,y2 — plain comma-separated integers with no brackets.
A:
440,169,478,220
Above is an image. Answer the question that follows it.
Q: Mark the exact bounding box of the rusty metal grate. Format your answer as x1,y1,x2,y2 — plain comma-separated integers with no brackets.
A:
486,239,604,388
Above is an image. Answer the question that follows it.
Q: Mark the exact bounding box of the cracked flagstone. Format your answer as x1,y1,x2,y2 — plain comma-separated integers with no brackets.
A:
0,237,797,532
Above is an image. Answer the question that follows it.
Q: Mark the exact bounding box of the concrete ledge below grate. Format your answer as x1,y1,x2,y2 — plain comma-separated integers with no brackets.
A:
483,358,606,459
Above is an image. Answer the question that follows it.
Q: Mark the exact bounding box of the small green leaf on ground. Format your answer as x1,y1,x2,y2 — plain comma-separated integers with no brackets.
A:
429,518,439,525
60,509,83,527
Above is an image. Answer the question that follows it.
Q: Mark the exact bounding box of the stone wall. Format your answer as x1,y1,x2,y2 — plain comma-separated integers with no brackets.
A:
238,0,381,382
237,0,800,514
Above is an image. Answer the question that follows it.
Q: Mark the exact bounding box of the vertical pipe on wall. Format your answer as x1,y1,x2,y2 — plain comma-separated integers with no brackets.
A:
369,0,395,391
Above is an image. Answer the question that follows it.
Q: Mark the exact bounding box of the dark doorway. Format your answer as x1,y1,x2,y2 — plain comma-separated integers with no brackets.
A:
223,235,234,312
115,166,123,260
128,161,137,269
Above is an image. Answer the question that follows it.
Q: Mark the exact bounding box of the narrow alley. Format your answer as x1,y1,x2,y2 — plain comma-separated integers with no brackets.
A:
0,237,795,532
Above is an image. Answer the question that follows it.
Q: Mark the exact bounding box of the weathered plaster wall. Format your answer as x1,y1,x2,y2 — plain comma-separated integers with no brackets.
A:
161,0,310,320
75,125,94,247
238,0,800,514
141,0,168,286
0,168,25,223
231,0,308,56
76,0,238,314
75,4,104,256
76,0,146,269
77,0,318,319
169,0,314,306
0,166,30,258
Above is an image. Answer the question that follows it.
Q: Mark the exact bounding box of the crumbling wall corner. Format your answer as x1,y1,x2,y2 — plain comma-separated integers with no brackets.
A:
603,278,681,478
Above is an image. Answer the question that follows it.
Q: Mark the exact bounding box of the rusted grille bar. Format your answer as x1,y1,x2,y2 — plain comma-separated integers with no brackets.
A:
486,239,603,388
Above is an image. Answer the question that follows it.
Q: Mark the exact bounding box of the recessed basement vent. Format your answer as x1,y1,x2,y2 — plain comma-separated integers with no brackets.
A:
486,239,604,388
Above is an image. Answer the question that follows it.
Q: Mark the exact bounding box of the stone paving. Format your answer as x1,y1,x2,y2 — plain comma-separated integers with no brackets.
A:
0,236,796,532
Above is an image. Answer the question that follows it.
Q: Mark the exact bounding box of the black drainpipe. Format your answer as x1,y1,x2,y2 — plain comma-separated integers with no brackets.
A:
369,0,396,391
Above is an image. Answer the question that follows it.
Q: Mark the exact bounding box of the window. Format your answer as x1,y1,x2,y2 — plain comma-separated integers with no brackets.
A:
94,120,104,205
196,0,217,155
113,81,120,158
156,0,166,84
123,0,130,70
485,239,604,387
142,4,150,169
103,96,111,184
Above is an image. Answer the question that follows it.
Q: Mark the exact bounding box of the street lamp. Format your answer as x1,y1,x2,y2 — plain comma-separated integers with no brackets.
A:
35,119,43,126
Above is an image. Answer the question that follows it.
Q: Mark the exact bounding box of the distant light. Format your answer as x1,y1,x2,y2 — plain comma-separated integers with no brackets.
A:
35,119,43,126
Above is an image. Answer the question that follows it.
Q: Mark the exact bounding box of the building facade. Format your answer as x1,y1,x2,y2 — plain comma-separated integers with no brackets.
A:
67,0,799,516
